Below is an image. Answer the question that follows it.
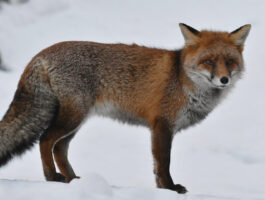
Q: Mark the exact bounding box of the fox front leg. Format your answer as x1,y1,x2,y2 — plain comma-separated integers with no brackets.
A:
151,117,187,194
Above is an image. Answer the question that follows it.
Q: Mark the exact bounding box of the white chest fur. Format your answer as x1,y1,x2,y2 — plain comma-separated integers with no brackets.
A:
173,87,226,133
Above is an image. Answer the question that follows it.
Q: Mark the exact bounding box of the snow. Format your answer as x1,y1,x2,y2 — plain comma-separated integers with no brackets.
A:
0,175,239,200
0,0,264,199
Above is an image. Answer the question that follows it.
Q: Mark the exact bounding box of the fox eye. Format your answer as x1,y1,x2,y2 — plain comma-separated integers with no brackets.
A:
204,59,215,66
226,59,234,66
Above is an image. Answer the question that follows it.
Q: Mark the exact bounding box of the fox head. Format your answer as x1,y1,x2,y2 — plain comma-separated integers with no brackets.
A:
179,23,251,90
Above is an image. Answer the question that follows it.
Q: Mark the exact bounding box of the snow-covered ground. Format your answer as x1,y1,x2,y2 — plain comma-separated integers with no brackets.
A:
0,0,264,199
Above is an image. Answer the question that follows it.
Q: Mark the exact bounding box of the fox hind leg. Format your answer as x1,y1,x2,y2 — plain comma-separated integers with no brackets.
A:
40,127,68,182
40,126,81,182
39,98,86,183
53,132,80,183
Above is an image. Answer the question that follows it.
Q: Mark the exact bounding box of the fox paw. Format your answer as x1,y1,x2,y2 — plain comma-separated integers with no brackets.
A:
47,173,66,183
66,175,81,183
173,184,187,194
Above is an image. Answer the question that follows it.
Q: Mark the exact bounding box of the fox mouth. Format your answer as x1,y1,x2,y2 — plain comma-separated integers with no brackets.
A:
210,80,228,89
210,79,229,89
188,71,229,89
213,85,226,89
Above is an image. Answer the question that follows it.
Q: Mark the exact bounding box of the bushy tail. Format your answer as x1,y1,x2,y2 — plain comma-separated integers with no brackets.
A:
0,63,58,166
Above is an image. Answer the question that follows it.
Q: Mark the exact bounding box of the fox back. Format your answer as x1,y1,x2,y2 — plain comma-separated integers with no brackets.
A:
0,24,250,193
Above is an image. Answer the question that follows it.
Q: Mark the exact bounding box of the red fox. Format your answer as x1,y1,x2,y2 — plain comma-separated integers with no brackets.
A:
0,23,250,193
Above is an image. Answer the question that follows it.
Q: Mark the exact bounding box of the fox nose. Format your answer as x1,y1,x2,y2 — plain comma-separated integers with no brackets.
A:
220,76,229,85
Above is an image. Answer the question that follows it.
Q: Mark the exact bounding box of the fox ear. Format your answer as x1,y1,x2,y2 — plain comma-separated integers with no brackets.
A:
179,23,200,46
230,24,251,46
